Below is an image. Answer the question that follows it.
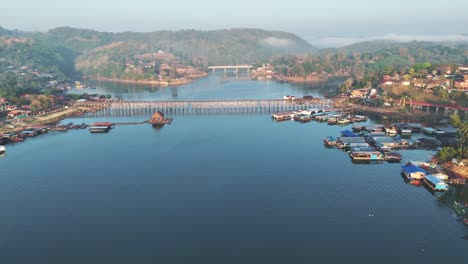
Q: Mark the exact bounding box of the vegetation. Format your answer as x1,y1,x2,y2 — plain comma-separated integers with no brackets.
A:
272,41,468,82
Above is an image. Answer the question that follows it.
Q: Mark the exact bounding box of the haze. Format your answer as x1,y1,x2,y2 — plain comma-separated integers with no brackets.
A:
2,0,468,47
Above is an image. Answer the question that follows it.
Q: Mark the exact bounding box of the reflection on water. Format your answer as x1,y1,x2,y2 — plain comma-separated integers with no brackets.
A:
3,77,468,263
68,73,344,101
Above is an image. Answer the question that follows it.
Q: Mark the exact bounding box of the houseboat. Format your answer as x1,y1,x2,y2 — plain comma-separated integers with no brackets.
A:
352,125,367,133
384,152,402,162
323,136,337,147
422,127,438,136
350,147,384,162
327,116,339,124
271,112,293,120
398,124,412,137
384,124,398,136
89,122,113,133
20,130,38,137
337,118,351,125
299,108,323,115
423,174,449,192
271,112,292,121
353,115,368,122
293,114,313,123
401,164,427,180
336,137,367,149
408,123,422,133
89,126,111,133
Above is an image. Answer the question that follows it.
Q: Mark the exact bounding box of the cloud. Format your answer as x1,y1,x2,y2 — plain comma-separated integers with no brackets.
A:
262,37,295,48
310,34,468,48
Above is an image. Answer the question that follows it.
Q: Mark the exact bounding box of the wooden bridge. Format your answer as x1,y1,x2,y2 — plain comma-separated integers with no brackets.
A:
74,99,344,117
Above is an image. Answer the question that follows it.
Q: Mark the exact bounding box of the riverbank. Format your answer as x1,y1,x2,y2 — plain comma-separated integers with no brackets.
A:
0,106,90,134
88,74,208,86
274,75,330,83
442,160,468,179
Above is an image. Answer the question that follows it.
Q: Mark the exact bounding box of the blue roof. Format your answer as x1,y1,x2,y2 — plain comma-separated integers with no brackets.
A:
425,174,444,184
401,165,427,174
341,130,358,137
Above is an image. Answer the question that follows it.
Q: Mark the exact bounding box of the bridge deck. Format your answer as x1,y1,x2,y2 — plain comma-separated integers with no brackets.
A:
75,99,343,117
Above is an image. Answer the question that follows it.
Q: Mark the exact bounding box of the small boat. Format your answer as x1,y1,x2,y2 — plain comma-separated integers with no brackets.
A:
323,136,337,147
464,218,468,226
453,201,468,216
0,145,6,155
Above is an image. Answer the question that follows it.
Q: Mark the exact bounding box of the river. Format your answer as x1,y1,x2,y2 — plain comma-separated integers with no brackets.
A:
1,74,467,264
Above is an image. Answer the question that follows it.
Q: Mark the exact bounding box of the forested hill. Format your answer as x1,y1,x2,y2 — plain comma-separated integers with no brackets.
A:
40,27,316,65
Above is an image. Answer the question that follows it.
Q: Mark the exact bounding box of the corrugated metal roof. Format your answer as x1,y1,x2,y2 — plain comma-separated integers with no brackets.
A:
401,165,427,174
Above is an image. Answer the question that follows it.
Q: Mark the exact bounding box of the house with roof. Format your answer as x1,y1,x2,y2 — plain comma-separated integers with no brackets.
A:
401,164,427,180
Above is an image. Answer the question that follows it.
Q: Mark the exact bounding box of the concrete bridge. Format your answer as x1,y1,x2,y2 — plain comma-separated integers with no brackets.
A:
74,99,343,117
208,65,253,75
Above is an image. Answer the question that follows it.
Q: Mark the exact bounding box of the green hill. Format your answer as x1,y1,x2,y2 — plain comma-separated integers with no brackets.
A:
42,27,316,66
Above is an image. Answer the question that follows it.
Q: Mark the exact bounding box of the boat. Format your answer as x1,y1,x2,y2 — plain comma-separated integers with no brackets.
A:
423,174,449,192
384,125,398,136
464,218,468,227
0,145,6,155
422,127,438,136
349,147,384,162
353,115,368,122
337,118,350,125
323,136,337,147
89,126,110,133
293,114,313,123
453,201,468,216
385,152,402,162
273,115,291,122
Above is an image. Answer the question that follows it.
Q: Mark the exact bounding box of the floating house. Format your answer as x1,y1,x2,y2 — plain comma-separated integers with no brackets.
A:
89,122,113,133
422,127,438,136
336,137,367,149
424,174,449,192
408,123,423,133
397,124,412,136
401,164,427,180
349,147,384,162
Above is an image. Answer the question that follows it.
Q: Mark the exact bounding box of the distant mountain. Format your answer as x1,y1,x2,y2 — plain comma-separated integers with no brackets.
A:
41,27,316,65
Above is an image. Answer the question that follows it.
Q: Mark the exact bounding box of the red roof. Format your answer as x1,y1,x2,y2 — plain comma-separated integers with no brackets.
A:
91,122,113,127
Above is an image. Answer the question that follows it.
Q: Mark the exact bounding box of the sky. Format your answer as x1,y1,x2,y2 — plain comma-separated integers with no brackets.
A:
1,0,468,47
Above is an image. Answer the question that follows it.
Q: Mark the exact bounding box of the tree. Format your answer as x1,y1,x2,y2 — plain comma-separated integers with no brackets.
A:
448,113,468,158
437,147,458,161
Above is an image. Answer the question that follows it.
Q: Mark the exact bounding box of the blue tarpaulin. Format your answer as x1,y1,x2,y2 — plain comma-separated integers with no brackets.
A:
341,130,358,137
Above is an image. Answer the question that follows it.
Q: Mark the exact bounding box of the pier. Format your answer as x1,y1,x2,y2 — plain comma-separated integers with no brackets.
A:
74,99,343,117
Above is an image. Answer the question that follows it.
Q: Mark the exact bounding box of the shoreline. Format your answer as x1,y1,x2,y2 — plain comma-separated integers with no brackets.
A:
88,74,208,86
